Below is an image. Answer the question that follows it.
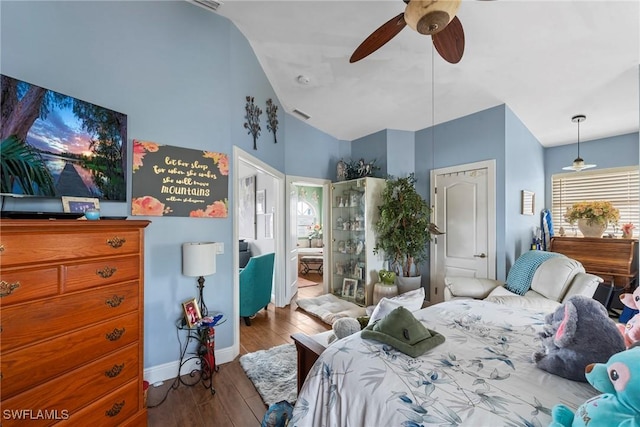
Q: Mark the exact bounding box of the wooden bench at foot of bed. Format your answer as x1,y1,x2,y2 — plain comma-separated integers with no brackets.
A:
291,333,328,393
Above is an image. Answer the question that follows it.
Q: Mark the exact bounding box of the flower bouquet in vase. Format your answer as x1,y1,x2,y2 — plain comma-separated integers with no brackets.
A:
564,201,619,238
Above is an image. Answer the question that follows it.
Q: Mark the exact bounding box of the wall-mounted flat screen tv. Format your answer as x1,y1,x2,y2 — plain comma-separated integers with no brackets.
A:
0,74,127,201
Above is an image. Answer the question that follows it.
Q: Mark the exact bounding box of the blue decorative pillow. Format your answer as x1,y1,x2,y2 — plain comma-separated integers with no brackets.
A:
505,251,563,295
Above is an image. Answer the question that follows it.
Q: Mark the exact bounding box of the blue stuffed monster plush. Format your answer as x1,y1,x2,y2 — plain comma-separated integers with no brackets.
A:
550,346,640,427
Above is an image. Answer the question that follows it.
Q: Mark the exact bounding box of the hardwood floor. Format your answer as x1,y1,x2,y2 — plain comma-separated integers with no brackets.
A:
147,273,328,426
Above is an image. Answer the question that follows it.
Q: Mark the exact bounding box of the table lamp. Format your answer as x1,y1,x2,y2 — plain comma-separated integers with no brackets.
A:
182,242,217,317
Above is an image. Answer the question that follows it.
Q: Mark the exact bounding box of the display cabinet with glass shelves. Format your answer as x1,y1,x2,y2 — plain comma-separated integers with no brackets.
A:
330,177,385,306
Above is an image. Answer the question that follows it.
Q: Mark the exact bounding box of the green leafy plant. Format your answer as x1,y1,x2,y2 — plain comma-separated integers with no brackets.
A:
373,173,432,277
1,135,56,196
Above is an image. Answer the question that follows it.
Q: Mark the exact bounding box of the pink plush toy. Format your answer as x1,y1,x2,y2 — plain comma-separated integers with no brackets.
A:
617,287,640,348
617,314,640,348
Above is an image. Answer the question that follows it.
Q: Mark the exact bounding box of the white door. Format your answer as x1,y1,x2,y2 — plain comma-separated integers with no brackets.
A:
430,160,496,304
284,181,299,304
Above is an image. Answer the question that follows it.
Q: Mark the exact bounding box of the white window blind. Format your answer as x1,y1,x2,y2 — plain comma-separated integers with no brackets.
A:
551,166,639,237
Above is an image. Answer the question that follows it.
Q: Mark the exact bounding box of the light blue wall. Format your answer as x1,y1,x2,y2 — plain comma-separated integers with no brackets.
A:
504,107,545,271
283,114,348,179
0,0,340,369
352,129,388,177
385,129,416,178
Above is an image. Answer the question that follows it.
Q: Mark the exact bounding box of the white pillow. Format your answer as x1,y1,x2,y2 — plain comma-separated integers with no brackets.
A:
367,287,425,326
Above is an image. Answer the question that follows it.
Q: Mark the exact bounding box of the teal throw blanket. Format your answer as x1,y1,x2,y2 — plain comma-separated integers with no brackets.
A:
505,250,563,295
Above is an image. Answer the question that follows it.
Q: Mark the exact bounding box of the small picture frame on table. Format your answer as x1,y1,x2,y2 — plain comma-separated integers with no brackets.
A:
61,196,100,213
182,298,202,328
342,278,358,298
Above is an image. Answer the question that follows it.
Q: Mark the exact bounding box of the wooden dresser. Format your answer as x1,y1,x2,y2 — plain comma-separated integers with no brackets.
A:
0,219,149,426
549,236,638,289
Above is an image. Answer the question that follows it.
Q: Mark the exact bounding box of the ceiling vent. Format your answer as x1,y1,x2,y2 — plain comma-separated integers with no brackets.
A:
292,109,311,120
190,0,222,12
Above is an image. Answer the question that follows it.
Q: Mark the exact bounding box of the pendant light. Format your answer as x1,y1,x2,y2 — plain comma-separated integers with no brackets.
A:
562,114,596,171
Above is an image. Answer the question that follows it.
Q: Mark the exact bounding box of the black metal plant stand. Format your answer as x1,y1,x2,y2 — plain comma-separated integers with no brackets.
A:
174,313,225,395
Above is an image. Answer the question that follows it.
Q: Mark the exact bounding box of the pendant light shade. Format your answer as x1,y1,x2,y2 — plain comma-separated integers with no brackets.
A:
562,114,596,171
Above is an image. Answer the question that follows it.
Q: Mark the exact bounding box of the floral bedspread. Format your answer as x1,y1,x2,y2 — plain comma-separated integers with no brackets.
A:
292,299,598,427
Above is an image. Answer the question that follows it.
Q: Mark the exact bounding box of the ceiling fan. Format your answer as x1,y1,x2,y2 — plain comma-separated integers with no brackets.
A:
350,0,466,64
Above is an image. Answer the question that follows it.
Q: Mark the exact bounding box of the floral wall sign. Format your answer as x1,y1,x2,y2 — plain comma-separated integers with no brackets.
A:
131,140,229,217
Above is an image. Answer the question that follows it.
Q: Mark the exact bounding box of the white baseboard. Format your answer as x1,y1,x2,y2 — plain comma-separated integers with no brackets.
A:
143,345,236,385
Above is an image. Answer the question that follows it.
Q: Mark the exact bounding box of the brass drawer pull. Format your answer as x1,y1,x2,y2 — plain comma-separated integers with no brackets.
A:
105,400,125,417
0,280,20,297
97,266,117,278
105,363,125,378
105,327,126,341
106,237,126,249
0,244,4,252
105,295,125,307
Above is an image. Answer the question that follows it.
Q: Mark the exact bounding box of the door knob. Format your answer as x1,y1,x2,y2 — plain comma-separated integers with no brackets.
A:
474,253,486,258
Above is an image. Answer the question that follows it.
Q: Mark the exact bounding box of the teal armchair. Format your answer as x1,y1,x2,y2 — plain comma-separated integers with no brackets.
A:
239,252,275,326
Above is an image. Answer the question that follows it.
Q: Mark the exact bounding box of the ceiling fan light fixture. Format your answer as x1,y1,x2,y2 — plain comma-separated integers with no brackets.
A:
562,115,595,172
404,0,461,34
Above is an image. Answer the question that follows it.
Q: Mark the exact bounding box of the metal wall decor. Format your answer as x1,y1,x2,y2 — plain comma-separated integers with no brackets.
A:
243,96,262,150
266,98,279,144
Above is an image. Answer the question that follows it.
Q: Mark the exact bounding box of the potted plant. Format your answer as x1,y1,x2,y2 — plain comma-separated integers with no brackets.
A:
564,200,619,238
373,173,432,293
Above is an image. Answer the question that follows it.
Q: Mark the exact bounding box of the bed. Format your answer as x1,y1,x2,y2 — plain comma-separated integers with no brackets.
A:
291,299,598,426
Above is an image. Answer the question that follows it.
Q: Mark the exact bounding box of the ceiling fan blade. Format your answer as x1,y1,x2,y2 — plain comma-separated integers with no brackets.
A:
432,15,465,64
350,13,407,63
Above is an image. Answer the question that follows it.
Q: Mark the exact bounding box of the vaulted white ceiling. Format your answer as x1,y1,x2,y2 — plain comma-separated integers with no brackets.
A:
198,0,639,147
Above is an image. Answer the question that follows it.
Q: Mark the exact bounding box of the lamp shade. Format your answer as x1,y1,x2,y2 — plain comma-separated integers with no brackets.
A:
182,242,217,277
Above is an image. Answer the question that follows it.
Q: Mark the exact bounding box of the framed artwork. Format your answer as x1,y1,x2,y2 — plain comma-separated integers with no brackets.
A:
239,175,256,239
342,278,358,298
130,141,229,217
256,189,266,214
521,190,535,215
182,298,201,328
61,196,100,213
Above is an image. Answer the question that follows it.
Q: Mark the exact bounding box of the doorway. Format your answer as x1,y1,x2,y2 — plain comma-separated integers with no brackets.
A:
429,160,497,304
232,147,285,355
285,176,331,306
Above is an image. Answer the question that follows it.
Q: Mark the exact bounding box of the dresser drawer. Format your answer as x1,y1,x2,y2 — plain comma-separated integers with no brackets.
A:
0,266,59,306
62,379,140,426
1,312,139,399
1,282,139,351
1,344,139,427
64,255,139,293
0,230,140,267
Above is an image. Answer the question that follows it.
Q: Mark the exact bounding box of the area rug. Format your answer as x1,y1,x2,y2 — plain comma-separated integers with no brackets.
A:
296,293,366,325
239,343,297,406
297,277,318,288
